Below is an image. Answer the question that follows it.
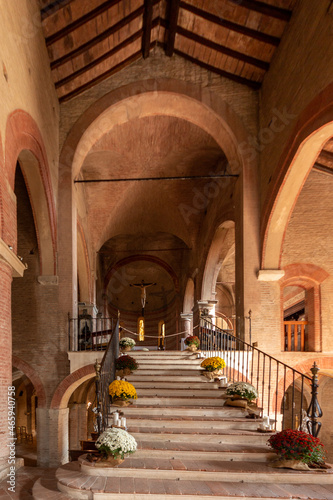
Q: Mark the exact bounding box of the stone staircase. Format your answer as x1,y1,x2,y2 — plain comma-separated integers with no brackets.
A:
33,350,333,500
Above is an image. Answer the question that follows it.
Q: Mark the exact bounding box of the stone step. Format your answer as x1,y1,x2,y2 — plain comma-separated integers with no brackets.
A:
131,375,221,390
128,374,206,382
126,417,261,431
133,447,275,462
132,358,202,365
33,477,72,500
135,388,221,397
134,396,226,406
110,406,246,417
131,365,204,372
131,430,272,445
132,380,220,389
71,458,333,484
131,351,195,357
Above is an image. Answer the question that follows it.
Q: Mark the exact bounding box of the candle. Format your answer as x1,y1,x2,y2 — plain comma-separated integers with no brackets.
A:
120,417,126,428
263,416,270,426
113,412,119,425
116,376,121,380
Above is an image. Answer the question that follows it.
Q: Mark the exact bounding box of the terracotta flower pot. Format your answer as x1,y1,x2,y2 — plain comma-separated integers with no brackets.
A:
97,455,124,467
121,346,132,352
112,399,131,407
188,344,198,352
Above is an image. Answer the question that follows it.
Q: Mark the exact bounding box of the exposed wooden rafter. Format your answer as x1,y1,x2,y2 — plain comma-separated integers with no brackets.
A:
45,0,123,45
50,6,145,70
228,0,292,22
176,26,269,71
179,2,280,46
41,0,72,20
55,28,148,88
165,0,180,57
142,0,155,58
173,48,261,90
313,163,333,176
59,45,156,103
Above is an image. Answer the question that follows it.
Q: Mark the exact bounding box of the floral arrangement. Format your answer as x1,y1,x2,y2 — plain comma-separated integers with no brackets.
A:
119,337,136,348
184,335,200,348
268,429,326,465
95,427,137,459
201,356,226,372
226,382,258,402
109,380,137,401
115,355,138,371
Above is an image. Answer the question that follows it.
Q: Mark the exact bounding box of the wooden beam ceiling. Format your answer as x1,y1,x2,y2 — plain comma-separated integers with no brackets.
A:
179,2,281,46
165,0,180,57
41,0,296,101
142,0,155,58
228,0,292,22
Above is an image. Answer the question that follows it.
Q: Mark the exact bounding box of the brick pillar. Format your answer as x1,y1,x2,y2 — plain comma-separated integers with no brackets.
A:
306,286,321,352
36,408,69,467
0,261,13,467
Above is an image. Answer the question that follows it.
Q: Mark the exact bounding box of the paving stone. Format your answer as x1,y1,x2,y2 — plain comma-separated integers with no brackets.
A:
147,478,167,495
104,477,120,493
119,476,135,493
133,477,150,494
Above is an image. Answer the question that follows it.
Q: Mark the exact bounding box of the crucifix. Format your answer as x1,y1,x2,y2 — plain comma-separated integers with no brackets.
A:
130,279,157,315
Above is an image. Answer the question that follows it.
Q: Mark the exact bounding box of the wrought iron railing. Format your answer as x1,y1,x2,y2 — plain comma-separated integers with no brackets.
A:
199,317,322,436
94,318,120,433
68,315,115,351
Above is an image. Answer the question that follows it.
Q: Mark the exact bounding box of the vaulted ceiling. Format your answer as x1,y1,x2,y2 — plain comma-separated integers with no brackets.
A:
39,0,297,102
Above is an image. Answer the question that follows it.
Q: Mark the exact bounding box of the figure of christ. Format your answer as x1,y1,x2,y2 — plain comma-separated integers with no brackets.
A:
130,280,157,310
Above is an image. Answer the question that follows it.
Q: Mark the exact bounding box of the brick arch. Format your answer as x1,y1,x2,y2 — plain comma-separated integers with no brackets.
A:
104,254,180,293
61,79,252,181
201,220,235,301
4,110,57,275
261,83,333,270
12,356,47,408
50,364,95,409
281,263,329,286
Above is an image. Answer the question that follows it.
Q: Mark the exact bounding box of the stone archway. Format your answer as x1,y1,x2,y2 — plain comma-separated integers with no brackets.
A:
5,111,57,275
261,84,333,270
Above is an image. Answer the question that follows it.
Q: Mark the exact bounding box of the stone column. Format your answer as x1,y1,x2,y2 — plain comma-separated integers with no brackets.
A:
36,408,69,467
0,241,26,480
69,403,88,450
180,312,193,338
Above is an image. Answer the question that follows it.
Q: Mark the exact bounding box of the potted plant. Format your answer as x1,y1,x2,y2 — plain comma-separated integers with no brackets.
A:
109,379,137,407
119,337,136,352
200,356,226,380
268,429,327,470
94,427,137,466
226,382,258,402
115,354,139,377
184,335,200,351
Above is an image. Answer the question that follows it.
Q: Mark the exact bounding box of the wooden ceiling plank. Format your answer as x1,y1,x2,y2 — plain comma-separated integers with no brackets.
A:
142,0,155,58
45,0,122,45
313,163,333,176
177,26,269,70
228,0,292,22
165,0,181,56
318,150,333,162
50,5,146,70
41,0,72,20
59,48,151,102
173,48,261,89
55,28,146,88
180,2,280,46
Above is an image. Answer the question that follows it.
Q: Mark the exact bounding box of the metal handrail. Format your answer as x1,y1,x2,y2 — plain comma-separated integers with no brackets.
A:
199,317,322,435
94,318,120,433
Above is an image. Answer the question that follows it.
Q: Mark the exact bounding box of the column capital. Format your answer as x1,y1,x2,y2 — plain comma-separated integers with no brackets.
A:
180,312,193,320
0,238,26,277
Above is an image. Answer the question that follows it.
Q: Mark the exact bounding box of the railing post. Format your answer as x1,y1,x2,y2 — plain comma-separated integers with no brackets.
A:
94,359,102,436
307,362,322,437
